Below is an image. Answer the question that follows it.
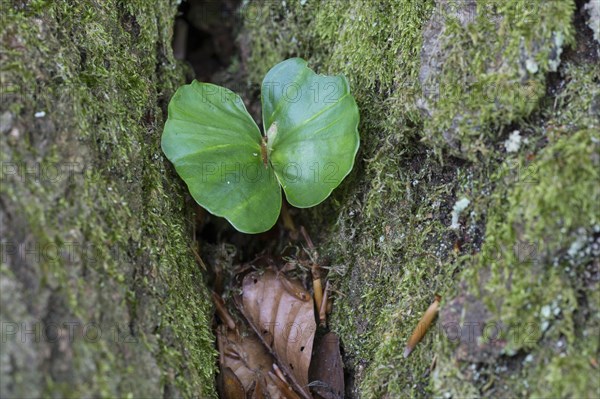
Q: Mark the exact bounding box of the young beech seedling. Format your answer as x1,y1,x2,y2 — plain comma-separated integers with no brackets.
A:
162,58,360,233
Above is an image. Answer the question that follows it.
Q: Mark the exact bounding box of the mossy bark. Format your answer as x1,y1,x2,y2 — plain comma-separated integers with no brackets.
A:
1,1,216,398
2,1,598,398
240,0,599,397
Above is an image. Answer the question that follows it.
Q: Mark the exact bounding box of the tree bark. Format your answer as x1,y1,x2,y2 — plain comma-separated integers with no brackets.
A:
1,2,216,398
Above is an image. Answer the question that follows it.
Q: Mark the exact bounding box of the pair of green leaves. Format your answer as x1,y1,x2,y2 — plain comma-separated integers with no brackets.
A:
162,58,360,233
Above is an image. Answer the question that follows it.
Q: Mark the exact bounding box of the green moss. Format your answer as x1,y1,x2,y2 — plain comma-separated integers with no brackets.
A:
545,62,600,131
421,0,576,158
477,128,598,341
435,129,600,398
1,1,216,397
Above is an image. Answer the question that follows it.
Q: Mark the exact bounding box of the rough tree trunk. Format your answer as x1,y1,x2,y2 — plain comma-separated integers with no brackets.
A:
2,1,599,399
1,1,215,398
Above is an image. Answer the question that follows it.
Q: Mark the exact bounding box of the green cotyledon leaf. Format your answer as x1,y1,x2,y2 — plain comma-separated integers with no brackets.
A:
262,58,360,208
161,81,281,233
161,58,360,233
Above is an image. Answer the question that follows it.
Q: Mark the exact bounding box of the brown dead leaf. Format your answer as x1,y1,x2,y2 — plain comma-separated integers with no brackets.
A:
218,327,285,398
217,366,245,399
237,270,316,399
309,332,344,399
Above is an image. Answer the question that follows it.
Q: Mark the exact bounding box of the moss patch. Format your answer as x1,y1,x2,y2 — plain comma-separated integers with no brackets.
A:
1,1,216,397
420,0,576,159
435,128,599,398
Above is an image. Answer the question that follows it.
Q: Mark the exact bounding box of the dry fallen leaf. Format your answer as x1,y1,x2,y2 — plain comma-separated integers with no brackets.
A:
237,270,316,399
309,332,344,399
217,366,245,399
218,327,285,398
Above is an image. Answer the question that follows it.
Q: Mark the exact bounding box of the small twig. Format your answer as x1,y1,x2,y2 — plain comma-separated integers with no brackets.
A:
300,225,315,252
430,354,438,372
319,281,330,327
190,242,207,270
216,328,225,366
312,263,323,316
281,203,298,237
269,369,302,399
277,271,310,302
404,295,441,358
272,363,287,384
212,291,236,331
